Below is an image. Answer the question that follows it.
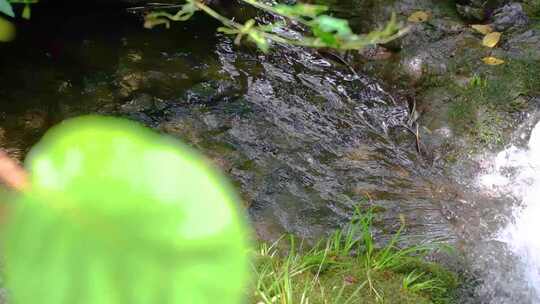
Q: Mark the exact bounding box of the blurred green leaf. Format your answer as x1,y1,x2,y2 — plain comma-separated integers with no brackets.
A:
21,4,30,19
248,29,269,52
3,115,251,304
0,15,15,42
312,25,338,47
274,3,328,18
313,15,353,37
0,0,14,17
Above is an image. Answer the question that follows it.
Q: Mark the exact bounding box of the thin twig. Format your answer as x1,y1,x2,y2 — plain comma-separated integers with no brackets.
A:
0,150,28,191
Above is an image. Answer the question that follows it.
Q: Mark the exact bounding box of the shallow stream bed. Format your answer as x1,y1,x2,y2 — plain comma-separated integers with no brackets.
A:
1,1,540,303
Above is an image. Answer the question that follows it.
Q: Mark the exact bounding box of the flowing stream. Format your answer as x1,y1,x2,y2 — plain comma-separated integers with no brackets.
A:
0,3,458,243
476,117,540,303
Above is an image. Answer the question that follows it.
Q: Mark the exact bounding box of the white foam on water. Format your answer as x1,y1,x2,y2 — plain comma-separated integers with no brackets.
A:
479,121,540,297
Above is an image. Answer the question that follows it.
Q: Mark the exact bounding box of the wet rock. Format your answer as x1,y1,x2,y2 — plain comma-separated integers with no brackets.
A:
489,3,529,32
126,50,143,63
359,45,393,61
115,67,193,100
120,93,155,112
506,29,540,60
455,0,508,21
140,39,463,243
184,80,243,105
400,32,481,80
21,110,48,131
414,83,467,164
57,80,72,93
456,2,487,20
118,71,144,97
114,45,204,100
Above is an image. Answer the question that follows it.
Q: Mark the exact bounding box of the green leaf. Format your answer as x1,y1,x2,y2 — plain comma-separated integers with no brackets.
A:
0,15,15,42
248,29,269,52
274,3,328,18
3,115,251,304
21,4,30,19
313,25,338,47
0,0,14,17
312,15,353,37
310,15,355,47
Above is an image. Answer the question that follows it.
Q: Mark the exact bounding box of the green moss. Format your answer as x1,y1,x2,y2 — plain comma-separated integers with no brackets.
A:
448,98,475,129
422,57,540,149
523,0,540,17
447,88,508,148
532,18,540,30
436,0,461,19
237,159,256,171
474,106,506,146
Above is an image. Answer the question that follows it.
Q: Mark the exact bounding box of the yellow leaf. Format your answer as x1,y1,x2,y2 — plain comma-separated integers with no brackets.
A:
0,16,15,42
482,32,501,48
408,11,430,23
482,56,505,65
471,24,493,35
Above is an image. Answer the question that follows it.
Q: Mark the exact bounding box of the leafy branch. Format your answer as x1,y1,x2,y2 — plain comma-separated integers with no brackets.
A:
144,0,408,52
0,0,37,19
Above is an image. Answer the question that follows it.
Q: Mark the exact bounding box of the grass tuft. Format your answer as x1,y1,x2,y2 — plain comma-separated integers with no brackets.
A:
249,206,459,304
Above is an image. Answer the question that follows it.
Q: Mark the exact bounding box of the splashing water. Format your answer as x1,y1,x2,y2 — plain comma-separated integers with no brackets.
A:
479,120,540,299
